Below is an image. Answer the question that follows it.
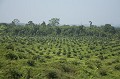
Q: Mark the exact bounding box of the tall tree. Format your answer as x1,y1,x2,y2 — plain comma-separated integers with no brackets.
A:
28,21,35,26
103,24,116,34
12,19,20,26
89,21,92,27
49,18,60,26
41,21,46,27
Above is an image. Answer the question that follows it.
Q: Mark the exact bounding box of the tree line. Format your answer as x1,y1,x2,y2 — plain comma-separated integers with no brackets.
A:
0,18,120,39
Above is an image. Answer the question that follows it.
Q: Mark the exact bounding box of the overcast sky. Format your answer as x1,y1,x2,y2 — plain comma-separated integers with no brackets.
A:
0,0,120,25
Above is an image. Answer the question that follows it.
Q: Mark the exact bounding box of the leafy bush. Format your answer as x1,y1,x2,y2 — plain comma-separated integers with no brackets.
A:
112,59,120,63
62,52,66,55
47,70,59,79
67,54,71,58
98,55,104,60
0,61,3,69
44,55,52,59
56,51,61,56
27,60,35,66
40,52,44,55
32,55,41,60
18,53,27,59
59,58,67,63
114,64,120,70
26,68,33,79
71,61,81,65
99,69,107,76
94,60,102,68
73,53,77,56
5,44,14,51
85,54,90,58
5,67,22,79
79,55,83,60
39,58,46,63
5,52,18,60
61,64,73,73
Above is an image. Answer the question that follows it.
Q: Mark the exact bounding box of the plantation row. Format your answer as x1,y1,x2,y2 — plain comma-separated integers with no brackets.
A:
0,23,120,79
0,36,120,79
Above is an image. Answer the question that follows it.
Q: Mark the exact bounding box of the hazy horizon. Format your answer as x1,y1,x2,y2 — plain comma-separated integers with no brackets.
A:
0,0,120,25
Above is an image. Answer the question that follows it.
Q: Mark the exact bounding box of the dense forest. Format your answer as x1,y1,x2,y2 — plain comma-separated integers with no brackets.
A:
0,19,120,79
1,22,120,38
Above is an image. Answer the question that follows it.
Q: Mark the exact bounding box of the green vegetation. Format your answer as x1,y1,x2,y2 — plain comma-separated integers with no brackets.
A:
0,21,120,79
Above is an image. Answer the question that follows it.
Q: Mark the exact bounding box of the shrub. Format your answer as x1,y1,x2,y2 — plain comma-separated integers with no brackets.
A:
94,60,102,68
26,68,33,79
44,55,52,59
17,48,24,52
99,69,107,76
62,52,66,55
26,49,33,54
79,55,83,60
40,52,44,55
5,52,18,60
6,44,14,51
46,69,59,79
18,53,27,59
71,61,80,65
85,54,90,58
27,60,35,66
114,64,120,70
112,59,120,63
61,64,73,73
67,54,71,58
32,55,41,60
39,58,46,63
73,53,77,56
98,55,104,60
53,52,56,54
56,51,61,56
0,61,3,69
59,58,67,63
5,67,22,79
